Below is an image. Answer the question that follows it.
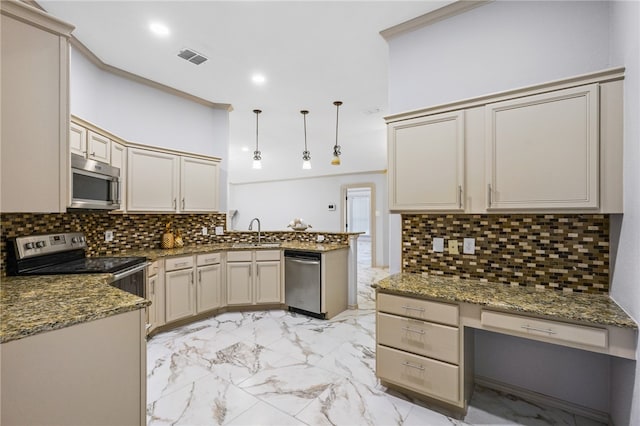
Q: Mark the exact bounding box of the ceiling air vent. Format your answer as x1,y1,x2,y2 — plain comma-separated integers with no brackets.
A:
178,48,208,65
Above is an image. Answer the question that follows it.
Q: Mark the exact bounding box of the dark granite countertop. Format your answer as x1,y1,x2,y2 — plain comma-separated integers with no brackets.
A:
374,273,637,329
1,274,150,344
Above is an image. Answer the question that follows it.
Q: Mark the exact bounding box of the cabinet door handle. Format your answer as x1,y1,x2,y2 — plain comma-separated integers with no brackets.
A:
150,279,155,296
402,326,425,335
402,361,425,371
198,270,202,282
91,152,96,157
487,183,492,207
521,324,557,335
458,185,463,209
182,198,185,210
190,272,194,284
402,305,425,313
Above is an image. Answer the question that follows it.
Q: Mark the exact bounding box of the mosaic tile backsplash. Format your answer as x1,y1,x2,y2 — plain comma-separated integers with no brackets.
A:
402,214,609,294
0,212,350,275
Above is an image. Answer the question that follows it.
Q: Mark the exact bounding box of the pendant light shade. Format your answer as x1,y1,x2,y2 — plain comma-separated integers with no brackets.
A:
301,110,311,170
252,109,262,169
331,101,342,165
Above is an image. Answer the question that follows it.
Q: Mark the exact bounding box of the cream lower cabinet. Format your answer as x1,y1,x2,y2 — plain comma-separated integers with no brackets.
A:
388,111,465,211
164,256,196,323
376,293,462,408
485,84,599,210
196,253,222,313
227,250,282,306
147,260,165,334
1,309,146,425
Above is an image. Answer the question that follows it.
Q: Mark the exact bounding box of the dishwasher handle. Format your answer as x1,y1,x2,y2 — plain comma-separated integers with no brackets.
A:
286,258,320,266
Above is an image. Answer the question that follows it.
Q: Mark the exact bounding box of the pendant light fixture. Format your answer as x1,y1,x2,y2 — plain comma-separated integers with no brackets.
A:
331,101,343,165
252,109,262,169
301,110,311,170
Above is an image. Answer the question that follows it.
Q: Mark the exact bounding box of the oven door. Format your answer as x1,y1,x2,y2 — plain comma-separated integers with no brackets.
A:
111,262,148,298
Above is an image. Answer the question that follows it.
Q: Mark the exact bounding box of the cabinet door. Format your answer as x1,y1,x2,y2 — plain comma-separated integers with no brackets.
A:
1,12,69,213
197,264,221,313
180,156,219,212
485,84,599,210
388,111,464,211
127,148,179,212
110,142,127,211
165,269,195,323
255,261,282,304
87,130,111,164
70,122,87,156
226,262,252,305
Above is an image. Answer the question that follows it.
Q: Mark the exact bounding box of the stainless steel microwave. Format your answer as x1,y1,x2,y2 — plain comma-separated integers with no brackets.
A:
70,153,121,210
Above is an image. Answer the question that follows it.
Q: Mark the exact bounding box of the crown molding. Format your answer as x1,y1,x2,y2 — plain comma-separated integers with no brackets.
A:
380,0,492,40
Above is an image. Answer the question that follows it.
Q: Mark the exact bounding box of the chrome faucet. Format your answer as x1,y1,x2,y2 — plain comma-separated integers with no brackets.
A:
248,218,261,244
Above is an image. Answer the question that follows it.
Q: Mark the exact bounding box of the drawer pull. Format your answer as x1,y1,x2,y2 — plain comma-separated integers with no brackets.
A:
402,361,425,371
521,324,557,335
402,326,425,335
402,305,425,313
175,262,188,267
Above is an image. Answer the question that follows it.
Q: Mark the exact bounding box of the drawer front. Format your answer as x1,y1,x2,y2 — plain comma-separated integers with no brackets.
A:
481,310,608,349
148,260,159,277
165,255,194,271
377,313,459,364
255,250,280,261
227,251,253,262
197,252,221,266
377,293,459,326
376,345,459,404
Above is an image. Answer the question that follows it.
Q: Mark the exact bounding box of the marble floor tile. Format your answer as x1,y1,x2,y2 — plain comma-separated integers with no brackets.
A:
147,373,260,426
147,262,606,426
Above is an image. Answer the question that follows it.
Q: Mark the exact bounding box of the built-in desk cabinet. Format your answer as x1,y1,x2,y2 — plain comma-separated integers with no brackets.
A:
386,69,623,214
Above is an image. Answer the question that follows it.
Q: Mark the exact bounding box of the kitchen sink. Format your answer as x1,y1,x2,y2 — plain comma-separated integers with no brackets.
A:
231,242,281,249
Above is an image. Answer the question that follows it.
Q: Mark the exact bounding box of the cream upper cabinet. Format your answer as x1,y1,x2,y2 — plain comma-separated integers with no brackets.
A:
485,84,599,210
70,122,87,157
181,157,219,212
110,141,127,211
87,130,111,164
388,111,464,211
128,147,220,213
127,148,179,212
1,1,73,213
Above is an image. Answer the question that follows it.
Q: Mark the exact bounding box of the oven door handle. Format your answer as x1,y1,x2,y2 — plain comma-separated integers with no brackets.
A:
111,262,150,282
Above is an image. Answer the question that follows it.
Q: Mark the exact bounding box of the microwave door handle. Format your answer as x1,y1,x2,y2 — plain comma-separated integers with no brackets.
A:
111,179,120,204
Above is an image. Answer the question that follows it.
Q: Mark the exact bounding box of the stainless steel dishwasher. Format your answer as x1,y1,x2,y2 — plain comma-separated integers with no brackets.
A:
285,250,323,318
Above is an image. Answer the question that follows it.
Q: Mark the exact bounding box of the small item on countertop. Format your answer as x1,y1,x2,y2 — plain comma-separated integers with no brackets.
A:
174,229,184,248
161,222,174,249
287,218,312,231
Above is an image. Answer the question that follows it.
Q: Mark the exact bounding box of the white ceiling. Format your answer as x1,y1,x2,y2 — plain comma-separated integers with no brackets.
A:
40,1,450,183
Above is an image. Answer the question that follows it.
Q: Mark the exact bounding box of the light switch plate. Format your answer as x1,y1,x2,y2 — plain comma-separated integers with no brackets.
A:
215,226,224,235
448,239,459,254
433,237,444,253
104,230,114,242
202,227,208,235
463,238,476,255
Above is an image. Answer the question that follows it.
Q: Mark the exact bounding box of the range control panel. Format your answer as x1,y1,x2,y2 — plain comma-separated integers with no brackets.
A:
14,232,87,260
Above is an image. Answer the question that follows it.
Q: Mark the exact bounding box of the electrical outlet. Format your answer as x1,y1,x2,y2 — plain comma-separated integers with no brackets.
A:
202,227,208,235
448,239,459,254
433,237,444,253
104,230,114,242
463,238,476,255
215,226,224,235
317,235,325,242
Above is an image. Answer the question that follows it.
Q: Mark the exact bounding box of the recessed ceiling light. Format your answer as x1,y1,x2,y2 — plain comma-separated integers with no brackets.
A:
241,146,249,152
251,74,266,85
149,22,170,37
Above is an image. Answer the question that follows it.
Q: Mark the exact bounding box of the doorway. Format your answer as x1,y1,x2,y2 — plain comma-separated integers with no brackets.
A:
341,183,376,267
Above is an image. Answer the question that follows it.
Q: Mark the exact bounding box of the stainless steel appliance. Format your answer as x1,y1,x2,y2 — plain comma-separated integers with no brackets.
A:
6,232,147,298
70,153,121,210
284,250,323,318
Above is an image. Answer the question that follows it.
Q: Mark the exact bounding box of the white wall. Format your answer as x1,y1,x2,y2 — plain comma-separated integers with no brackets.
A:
608,2,640,425
385,0,634,414
69,48,230,210
229,172,388,267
